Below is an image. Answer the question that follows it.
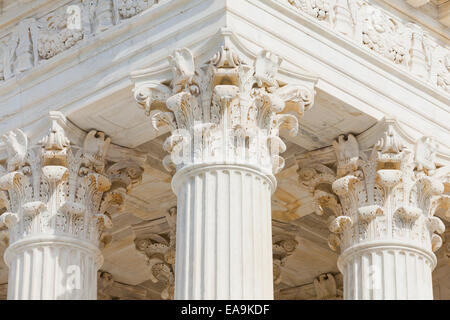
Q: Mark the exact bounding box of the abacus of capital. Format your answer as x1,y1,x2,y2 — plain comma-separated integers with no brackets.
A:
0,0,449,302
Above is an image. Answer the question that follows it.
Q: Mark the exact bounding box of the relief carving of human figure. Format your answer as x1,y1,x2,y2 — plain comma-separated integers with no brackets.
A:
14,19,38,73
95,0,117,32
436,54,450,92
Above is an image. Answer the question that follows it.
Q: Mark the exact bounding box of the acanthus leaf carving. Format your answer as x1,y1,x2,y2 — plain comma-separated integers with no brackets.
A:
0,112,143,248
135,46,314,175
297,163,342,218
328,119,447,254
0,0,159,80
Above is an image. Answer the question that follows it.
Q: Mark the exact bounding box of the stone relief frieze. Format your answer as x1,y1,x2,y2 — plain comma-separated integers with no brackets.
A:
287,0,450,94
0,0,447,95
0,0,159,81
117,0,157,19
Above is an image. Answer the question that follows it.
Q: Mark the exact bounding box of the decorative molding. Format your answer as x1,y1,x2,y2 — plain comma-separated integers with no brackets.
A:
133,46,315,176
286,0,450,94
297,162,342,220
0,0,160,81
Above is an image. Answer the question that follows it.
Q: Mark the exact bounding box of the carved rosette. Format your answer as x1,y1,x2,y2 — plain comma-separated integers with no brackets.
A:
134,46,314,175
0,113,143,251
328,120,446,256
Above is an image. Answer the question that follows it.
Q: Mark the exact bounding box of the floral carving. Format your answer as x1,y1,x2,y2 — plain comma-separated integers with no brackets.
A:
328,119,447,253
286,0,450,93
0,112,142,247
118,0,157,19
289,0,331,21
135,46,314,174
37,8,83,60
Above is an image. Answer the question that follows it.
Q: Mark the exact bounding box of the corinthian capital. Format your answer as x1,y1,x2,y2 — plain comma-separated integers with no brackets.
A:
0,112,143,248
134,46,315,174
328,118,447,254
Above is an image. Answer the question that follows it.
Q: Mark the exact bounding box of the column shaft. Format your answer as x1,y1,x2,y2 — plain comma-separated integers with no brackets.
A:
340,244,434,300
5,238,100,299
173,165,274,299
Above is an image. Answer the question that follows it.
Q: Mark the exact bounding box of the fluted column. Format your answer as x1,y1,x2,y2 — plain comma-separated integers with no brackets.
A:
0,112,142,300
173,165,274,299
134,46,315,299
328,119,447,300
